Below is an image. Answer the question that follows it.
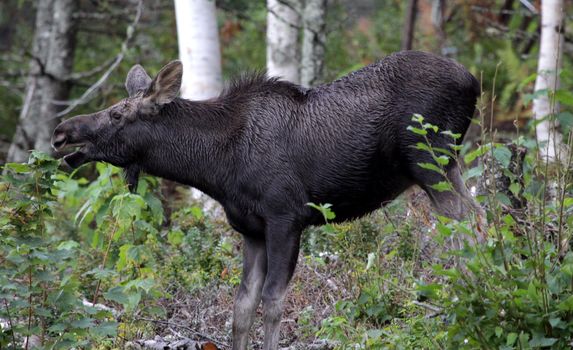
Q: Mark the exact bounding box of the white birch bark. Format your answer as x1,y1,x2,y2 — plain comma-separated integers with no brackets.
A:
266,0,301,83
533,0,565,161
174,0,223,212
174,0,223,100
300,0,327,87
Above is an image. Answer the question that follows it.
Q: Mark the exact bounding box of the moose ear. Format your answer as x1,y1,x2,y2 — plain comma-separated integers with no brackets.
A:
143,60,183,106
125,64,152,97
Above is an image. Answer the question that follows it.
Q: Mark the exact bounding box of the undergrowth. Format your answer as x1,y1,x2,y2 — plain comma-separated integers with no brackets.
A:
0,76,572,350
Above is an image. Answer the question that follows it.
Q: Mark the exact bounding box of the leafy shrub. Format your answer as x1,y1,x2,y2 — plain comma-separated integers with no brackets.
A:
311,109,572,349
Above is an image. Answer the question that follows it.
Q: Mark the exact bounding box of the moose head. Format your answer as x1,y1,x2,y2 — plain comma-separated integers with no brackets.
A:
51,61,183,189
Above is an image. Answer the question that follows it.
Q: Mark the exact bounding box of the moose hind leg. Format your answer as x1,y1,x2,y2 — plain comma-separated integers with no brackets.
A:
232,237,267,350
423,164,486,245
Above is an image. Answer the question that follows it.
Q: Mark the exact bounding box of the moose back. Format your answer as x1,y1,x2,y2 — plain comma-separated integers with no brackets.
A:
52,51,482,350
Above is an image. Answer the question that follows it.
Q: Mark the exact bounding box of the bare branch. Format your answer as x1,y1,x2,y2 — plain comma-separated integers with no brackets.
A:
53,0,143,119
135,317,229,349
412,300,443,318
67,56,118,82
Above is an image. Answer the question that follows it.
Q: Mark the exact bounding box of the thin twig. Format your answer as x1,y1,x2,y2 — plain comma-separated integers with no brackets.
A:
412,300,443,318
135,317,230,348
53,0,143,119
3,299,17,347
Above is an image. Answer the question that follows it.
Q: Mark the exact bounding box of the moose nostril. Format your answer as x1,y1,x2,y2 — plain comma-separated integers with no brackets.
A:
52,133,67,150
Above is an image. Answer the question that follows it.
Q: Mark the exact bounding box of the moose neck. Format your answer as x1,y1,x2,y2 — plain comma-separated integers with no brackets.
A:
139,98,238,202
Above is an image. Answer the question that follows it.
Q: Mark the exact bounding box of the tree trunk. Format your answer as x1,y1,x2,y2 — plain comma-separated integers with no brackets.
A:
266,0,301,83
533,0,565,161
7,0,76,163
174,0,224,213
300,0,326,87
401,0,418,51
174,0,223,100
431,0,446,54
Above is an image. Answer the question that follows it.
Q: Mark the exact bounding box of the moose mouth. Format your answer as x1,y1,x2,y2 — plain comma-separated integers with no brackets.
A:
53,142,90,169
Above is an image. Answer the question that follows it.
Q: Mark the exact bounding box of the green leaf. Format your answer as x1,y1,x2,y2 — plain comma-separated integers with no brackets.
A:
509,182,521,197
557,111,573,129
168,229,185,246
465,164,484,180
111,193,147,220
83,268,118,280
549,317,563,328
433,155,450,166
71,318,94,329
3,163,31,173
103,286,129,305
441,130,462,140
422,123,439,132
417,162,444,174
306,203,336,221
127,245,147,262
523,89,548,105
433,147,455,157
57,240,80,250
506,332,518,346
411,113,424,123
48,323,67,333
495,192,512,206
144,193,164,225
125,278,156,293
190,206,203,220
430,181,453,192
529,334,558,347
414,142,431,152
555,89,573,106
366,329,383,339
493,145,512,168
126,291,142,311
407,126,427,136
464,144,491,164
517,72,537,91
557,295,573,311
90,321,118,338
117,244,133,271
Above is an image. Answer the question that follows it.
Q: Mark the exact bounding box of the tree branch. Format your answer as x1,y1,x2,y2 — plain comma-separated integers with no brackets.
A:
52,0,143,119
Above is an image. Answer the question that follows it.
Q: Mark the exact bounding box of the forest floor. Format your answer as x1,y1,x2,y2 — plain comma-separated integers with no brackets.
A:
128,188,444,350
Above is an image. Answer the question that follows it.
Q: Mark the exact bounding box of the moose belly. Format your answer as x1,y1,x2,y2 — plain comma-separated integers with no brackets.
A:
307,172,413,223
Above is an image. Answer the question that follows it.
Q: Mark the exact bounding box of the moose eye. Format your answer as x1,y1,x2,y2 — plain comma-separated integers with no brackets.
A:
110,112,122,121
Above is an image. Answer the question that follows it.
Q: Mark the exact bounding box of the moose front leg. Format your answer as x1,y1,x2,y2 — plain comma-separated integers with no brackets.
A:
261,219,301,350
232,236,267,350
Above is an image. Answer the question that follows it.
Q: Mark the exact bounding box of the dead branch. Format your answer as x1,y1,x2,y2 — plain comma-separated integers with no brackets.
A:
135,317,229,349
125,335,204,350
412,300,443,318
67,56,118,82
53,0,143,119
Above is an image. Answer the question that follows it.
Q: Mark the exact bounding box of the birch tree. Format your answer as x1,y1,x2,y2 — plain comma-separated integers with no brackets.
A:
174,0,223,209
7,0,76,163
533,0,566,161
266,0,301,83
300,0,327,87
174,0,223,100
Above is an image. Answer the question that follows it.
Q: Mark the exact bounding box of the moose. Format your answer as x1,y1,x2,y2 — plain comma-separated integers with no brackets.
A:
52,51,483,350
